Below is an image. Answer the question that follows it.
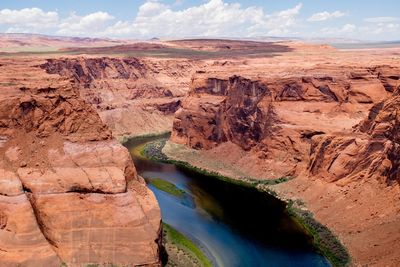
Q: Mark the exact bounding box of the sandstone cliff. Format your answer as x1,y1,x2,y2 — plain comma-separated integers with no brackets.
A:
309,83,400,185
41,57,203,137
172,65,398,178
0,58,161,266
167,48,400,266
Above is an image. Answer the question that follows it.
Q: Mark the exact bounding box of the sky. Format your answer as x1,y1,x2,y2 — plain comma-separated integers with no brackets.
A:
0,0,399,41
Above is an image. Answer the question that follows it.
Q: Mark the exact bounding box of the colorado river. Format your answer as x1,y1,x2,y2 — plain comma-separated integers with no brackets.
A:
125,136,330,267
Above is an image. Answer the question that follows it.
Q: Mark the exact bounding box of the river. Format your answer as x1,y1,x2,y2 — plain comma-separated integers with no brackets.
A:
124,136,330,267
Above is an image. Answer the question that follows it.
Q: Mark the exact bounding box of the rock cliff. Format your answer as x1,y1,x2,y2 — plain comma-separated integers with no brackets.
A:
309,84,400,185
167,48,400,266
172,64,398,178
41,57,203,137
0,58,161,266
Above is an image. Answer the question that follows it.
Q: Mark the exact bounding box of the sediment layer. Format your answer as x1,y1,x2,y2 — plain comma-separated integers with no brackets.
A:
0,57,162,266
168,45,400,266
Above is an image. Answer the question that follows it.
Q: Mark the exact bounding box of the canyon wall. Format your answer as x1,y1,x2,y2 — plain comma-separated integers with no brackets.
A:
309,86,400,185
172,65,399,179
41,57,203,137
0,58,161,266
0,41,399,266
168,55,400,265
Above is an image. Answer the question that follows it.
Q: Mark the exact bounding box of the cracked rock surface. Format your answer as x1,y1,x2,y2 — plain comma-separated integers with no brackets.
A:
167,45,400,266
0,57,161,266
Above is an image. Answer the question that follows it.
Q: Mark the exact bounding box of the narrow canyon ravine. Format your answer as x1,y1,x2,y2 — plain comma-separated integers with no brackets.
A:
125,136,330,267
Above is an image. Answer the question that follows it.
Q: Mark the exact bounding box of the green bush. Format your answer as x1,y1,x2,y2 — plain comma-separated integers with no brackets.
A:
287,202,351,267
136,135,351,267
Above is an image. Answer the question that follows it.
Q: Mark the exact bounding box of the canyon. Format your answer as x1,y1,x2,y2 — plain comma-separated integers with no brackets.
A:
167,43,400,266
40,56,203,137
0,36,399,266
0,57,161,266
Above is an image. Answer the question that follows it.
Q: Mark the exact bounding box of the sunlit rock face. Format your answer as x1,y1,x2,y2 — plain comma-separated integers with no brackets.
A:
309,87,400,185
172,64,399,178
168,44,400,266
0,58,162,266
40,57,202,137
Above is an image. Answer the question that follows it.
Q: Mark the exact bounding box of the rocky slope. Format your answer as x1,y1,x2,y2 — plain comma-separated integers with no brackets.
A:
41,56,204,137
310,86,400,185
0,58,161,266
1,39,399,266
167,46,400,266
172,64,398,178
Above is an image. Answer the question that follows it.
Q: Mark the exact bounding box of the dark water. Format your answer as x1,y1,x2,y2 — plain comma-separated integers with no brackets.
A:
124,136,330,267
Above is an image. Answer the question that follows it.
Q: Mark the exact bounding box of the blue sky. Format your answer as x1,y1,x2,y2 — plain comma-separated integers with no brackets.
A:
0,0,399,41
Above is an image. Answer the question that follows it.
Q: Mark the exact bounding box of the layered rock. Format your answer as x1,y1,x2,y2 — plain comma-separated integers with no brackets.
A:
172,65,397,178
309,86,400,185
0,58,161,266
167,46,400,265
41,57,203,137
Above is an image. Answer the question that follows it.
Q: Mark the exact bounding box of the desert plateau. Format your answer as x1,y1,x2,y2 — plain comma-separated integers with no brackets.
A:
0,1,399,267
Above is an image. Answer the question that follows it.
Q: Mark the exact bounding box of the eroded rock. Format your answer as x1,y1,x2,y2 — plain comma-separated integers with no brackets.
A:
0,58,162,266
171,65,396,177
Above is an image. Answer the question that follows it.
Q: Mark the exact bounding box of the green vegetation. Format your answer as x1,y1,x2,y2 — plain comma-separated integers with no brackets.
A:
141,139,169,161
149,178,186,198
287,201,351,267
252,176,293,185
129,134,350,267
141,138,292,191
117,131,171,144
163,223,213,267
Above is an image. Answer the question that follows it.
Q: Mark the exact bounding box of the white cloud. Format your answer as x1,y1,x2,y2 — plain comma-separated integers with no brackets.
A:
321,23,356,35
360,23,399,35
307,11,345,22
104,0,303,38
361,16,400,36
0,7,58,32
0,2,399,41
263,3,303,35
0,1,303,38
341,24,356,33
364,16,399,23
57,11,114,36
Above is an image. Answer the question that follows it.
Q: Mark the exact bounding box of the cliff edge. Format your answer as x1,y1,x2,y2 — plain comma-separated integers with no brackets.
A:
0,58,162,266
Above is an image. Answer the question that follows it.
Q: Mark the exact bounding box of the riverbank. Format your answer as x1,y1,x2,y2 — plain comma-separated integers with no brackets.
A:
163,223,213,267
136,136,350,267
124,133,215,267
116,131,171,144
141,138,293,189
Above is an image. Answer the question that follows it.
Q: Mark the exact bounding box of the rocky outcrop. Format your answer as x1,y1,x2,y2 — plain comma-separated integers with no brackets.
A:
306,65,400,184
167,47,400,266
40,57,200,104
309,87,400,185
3,88,111,142
0,58,161,266
172,65,397,177
41,57,202,136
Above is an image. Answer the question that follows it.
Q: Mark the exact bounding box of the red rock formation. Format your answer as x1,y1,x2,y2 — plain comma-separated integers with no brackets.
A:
41,57,202,136
172,65,397,177
309,86,400,185
167,45,400,266
0,58,161,266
